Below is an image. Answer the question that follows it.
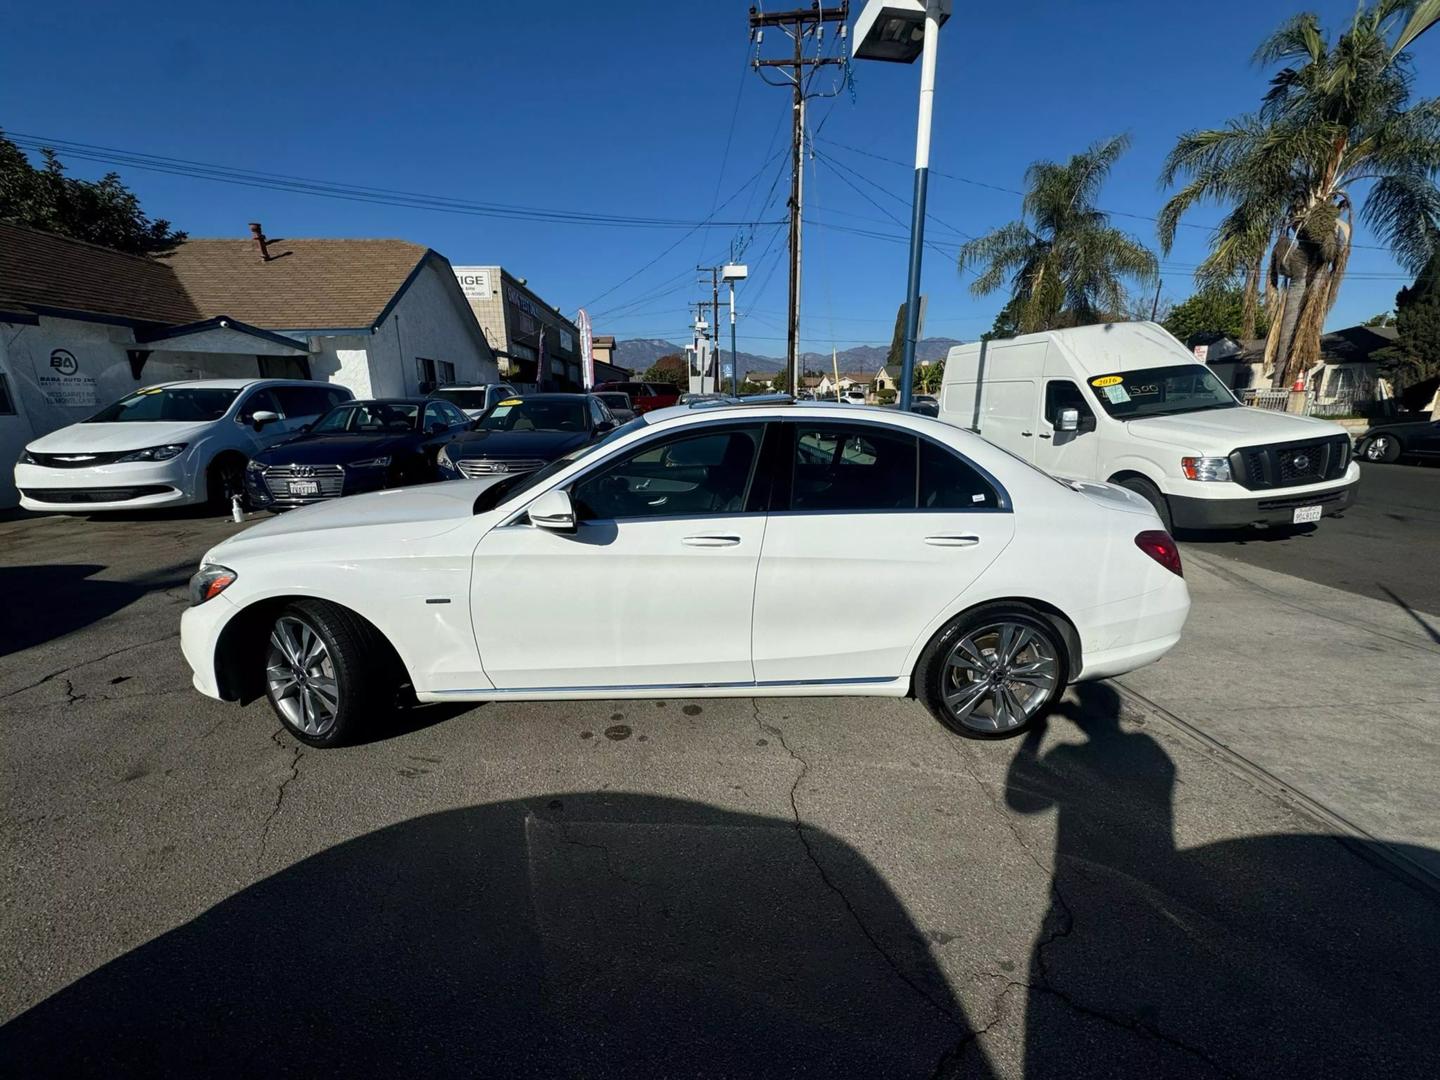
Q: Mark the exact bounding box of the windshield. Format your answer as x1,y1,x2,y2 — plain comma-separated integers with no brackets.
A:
477,398,588,433
596,394,629,409
431,389,488,409
472,417,647,513
86,387,239,423
313,402,419,434
1088,365,1238,419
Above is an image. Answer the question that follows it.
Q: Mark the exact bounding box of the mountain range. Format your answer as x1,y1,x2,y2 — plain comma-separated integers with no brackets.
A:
613,337,964,376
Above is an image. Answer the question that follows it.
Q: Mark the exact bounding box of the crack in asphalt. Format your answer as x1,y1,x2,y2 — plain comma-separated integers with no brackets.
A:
944,739,1246,1079
0,633,179,703
750,699,965,1031
254,729,304,872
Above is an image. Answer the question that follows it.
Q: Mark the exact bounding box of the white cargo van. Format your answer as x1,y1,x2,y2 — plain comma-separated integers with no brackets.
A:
938,321,1360,531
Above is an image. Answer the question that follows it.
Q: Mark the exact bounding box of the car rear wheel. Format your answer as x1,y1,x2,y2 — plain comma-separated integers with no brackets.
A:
915,604,1068,740
1360,434,1401,463
264,600,389,747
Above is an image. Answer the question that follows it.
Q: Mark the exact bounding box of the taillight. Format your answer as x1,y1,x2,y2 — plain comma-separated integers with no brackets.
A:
1134,530,1183,577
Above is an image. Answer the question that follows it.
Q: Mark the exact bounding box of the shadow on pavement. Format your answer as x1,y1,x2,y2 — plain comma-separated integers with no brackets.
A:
0,562,192,658
0,794,995,1079
1377,584,1440,643
1004,683,1440,1078
1177,522,1318,544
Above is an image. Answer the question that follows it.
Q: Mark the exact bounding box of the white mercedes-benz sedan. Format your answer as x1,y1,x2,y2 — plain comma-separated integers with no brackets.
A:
181,398,1190,747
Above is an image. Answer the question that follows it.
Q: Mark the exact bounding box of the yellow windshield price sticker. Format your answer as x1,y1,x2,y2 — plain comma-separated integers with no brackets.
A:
1091,375,1124,388
498,398,523,406
137,387,164,394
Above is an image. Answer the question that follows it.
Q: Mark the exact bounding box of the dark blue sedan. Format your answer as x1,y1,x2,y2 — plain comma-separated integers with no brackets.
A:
245,398,471,508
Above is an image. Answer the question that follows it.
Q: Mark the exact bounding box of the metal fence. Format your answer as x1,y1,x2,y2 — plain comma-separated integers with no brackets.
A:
1239,386,1379,417
1239,388,1293,412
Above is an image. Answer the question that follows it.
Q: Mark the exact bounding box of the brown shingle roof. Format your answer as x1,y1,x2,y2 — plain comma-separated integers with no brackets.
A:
0,222,201,324
159,238,430,329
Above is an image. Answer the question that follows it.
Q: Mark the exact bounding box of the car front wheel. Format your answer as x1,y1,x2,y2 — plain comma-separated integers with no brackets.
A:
1360,434,1401,463
264,600,389,747
915,605,1068,739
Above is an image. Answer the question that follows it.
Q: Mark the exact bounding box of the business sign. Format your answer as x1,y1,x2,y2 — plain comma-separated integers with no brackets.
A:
39,349,97,407
1193,344,1210,362
576,308,594,388
453,267,492,299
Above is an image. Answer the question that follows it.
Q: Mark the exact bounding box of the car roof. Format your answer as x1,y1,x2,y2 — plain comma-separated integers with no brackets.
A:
338,397,428,406
496,392,592,401
140,378,331,391
431,383,510,391
644,398,921,427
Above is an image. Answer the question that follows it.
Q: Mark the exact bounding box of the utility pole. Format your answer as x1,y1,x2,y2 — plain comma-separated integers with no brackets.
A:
1150,278,1164,321
749,3,848,395
697,265,723,393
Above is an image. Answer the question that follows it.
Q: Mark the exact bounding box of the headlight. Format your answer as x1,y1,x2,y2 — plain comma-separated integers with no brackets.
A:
117,443,188,463
245,459,266,473
1180,456,1231,482
350,455,392,469
17,448,36,465
188,564,237,606
437,445,455,468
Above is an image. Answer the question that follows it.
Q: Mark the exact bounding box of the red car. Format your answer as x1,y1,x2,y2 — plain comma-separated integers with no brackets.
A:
593,380,679,414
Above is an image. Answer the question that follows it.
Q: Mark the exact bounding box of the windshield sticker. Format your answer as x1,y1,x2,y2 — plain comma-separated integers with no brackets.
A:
1101,384,1131,404
1090,375,1124,388
497,398,523,407
490,404,514,418
137,387,164,395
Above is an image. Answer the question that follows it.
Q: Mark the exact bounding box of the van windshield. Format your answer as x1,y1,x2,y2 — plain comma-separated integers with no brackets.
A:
1086,365,1238,420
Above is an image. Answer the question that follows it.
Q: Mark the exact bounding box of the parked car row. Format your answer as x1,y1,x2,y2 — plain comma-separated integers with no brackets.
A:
14,380,630,514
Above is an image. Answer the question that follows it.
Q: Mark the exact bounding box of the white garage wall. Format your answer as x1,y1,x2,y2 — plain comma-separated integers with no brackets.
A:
371,261,498,396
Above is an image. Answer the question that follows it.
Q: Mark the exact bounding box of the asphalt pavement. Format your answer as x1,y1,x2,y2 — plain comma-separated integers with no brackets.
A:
1179,459,1440,614
2,507,1438,1078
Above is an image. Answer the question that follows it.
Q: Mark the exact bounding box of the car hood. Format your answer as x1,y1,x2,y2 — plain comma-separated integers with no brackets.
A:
27,420,214,453
1125,407,1342,450
448,429,589,458
205,479,506,561
254,432,415,465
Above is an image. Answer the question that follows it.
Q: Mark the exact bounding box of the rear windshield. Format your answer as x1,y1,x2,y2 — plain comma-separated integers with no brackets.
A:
87,387,239,423
476,398,587,432
1087,365,1238,420
596,394,630,408
431,389,490,409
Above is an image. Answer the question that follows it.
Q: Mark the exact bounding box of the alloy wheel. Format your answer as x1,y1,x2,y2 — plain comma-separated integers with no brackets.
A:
266,615,340,737
1364,437,1389,461
940,621,1059,733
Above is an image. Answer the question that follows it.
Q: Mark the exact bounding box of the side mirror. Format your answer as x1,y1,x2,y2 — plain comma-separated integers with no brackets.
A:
250,409,280,430
529,488,575,531
299,422,313,433
1057,407,1080,432
594,420,614,434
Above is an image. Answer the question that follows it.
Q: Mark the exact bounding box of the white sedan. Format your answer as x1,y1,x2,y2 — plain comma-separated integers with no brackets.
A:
181,399,1190,747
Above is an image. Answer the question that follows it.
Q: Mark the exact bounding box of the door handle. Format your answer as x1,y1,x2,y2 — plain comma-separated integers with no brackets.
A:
1038,433,1052,439
682,534,742,547
1020,430,1034,437
924,534,981,547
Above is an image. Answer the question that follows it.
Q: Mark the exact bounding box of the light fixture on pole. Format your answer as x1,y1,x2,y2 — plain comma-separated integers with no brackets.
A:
853,0,951,412
722,263,748,396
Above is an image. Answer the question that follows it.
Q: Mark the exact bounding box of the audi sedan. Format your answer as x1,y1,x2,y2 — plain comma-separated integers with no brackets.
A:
181,398,1191,748
244,398,470,509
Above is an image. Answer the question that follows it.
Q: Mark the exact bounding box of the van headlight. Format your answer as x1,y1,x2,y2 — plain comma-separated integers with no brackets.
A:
189,564,237,606
1180,456,1231,482
117,443,188,463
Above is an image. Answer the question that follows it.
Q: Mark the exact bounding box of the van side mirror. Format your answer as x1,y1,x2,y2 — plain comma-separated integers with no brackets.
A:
1057,407,1080,432
529,488,575,531
250,409,280,430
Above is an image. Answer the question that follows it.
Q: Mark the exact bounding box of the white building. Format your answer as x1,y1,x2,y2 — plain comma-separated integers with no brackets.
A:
0,222,497,507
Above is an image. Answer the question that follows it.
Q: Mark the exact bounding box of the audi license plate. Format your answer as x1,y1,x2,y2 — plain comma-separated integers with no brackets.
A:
1292,505,1322,524
288,480,320,497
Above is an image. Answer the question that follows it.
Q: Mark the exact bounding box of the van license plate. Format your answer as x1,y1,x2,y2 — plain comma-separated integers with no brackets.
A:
1292,505,1322,524
288,480,320,497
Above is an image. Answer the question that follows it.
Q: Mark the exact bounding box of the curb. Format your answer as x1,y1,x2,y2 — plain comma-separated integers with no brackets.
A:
1112,681,1440,904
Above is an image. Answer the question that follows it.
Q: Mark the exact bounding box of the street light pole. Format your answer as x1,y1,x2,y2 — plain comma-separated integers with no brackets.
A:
897,0,941,413
729,280,739,396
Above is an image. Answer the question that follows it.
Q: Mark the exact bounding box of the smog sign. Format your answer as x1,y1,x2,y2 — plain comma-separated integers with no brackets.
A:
40,348,98,407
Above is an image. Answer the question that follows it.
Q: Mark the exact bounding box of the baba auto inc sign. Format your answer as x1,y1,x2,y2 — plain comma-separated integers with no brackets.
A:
40,349,98,407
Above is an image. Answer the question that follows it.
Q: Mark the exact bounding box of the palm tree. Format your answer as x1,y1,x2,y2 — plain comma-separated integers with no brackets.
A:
1159,0,1440,387
959,135,1159,334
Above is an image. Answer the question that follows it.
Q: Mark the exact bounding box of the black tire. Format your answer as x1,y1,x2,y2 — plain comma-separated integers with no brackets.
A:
262,599,395,748
1358,433,1402,463
207,454,248,512
915,603,1070,740
1115,476,1173,533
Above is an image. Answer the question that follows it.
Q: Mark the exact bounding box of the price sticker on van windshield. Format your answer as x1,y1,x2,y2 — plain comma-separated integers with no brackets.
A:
1090,375,1124,388
497,399,523,407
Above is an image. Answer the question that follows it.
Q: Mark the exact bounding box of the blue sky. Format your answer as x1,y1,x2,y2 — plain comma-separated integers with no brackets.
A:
5,0,1438,357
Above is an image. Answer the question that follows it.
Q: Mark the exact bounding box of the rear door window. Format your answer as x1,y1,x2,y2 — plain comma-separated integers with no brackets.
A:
788,423,917,512
919,440,1000,509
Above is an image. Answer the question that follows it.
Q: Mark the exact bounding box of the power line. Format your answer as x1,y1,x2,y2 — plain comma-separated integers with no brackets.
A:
7,131,785,231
